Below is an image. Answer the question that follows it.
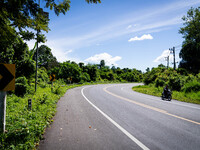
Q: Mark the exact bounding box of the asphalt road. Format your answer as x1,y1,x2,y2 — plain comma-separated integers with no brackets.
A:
38,83,200,150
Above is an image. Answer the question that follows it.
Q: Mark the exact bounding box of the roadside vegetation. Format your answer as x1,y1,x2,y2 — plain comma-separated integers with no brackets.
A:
133,66,200,104
133,7,200,105
0,63,143,149
1,0,200,149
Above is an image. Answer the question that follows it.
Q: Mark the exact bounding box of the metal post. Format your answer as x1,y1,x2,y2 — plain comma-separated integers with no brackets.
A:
173,47,176,70
167,56,169,69
0,91,7,133
35,30,38,92
165,54,169,69
35,0,40,92
28,99,32,110
51,81,53,92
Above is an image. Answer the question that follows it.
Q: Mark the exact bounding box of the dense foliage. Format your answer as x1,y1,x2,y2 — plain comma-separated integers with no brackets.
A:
179,7,200,73
0,79,82,149
49,60,143,84
141,66,200,104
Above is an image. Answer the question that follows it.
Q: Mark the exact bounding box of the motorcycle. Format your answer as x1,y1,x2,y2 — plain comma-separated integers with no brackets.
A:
161,89,172,101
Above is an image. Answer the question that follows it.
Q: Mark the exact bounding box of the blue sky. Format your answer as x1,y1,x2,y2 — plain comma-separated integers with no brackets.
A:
27,0,200,72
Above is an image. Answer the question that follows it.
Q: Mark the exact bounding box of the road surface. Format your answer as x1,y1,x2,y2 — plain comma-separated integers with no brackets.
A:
38,83,200,150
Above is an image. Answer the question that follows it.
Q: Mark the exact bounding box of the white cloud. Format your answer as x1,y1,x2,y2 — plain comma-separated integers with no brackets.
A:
154,50,171,63
127,25,132,29
26,40,75,63
128,34,153,42
154,49,181,65
85,53,122,66
64,49,73,55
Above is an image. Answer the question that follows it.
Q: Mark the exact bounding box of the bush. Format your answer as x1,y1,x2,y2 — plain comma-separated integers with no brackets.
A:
168,76,181,91
196,73,200,81
38,67,48,83
80,72,90,82
185,74,196,82
155,76,166,87
15,77,28,97
177,68,188,76
182,80,200,93
143,72,157,85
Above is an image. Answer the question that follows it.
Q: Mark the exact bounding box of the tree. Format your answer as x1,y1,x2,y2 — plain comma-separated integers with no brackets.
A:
179,7,200,73
86,0,101,3
100,60,105,68
58,61,81,83
84,64,100,81
0,0,101,57
33,45,58,69
1,0,101,39
146,67,150,73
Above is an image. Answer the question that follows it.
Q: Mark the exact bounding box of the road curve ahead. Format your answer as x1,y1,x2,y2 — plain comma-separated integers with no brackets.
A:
38,83,200,150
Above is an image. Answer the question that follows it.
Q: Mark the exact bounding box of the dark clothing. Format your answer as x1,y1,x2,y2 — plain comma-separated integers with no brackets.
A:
164,86,168,97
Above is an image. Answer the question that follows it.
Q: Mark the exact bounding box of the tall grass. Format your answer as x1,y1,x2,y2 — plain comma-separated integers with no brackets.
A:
132,85,200,104
0,81,81,150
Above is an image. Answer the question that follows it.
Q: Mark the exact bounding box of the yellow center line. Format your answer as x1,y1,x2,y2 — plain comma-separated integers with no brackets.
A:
103,86,200,126
0,74,2,80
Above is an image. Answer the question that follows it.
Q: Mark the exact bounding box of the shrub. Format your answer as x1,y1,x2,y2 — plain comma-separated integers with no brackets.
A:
182,80,200,93
168,76,181,91
177,68,188,76
15,77,28,97
39,82,48,88
38,67,48,83
196,73,200,81
155,77,166,87
185,74,196,82
80,72,91,82
143,72,158,85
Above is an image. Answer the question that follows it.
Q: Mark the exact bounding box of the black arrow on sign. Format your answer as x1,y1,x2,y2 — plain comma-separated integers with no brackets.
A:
50,74,55,82
0,64,14,90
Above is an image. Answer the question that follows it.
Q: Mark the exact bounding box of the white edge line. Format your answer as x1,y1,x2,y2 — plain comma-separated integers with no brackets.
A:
81,87,150,150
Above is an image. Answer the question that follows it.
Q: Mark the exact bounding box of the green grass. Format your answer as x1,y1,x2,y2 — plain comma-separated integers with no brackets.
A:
0,82,83,150
132,85,200,104
0,81,124,150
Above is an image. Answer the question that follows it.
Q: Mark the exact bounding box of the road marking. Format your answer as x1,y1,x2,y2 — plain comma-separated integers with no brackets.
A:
81,87,150,150
104,86,200,126
121,85,200,110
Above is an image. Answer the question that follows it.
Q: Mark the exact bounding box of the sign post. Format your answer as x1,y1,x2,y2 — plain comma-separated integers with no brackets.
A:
0,64,15,133
0,92,6,133
49,74,55,92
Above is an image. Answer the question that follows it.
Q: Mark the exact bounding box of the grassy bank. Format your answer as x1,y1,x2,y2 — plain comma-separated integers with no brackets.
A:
132,85,200,104
0,81,124,149
0,81,84,150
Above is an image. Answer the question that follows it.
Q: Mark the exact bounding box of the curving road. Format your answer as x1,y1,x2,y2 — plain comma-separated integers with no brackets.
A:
38,83,200,150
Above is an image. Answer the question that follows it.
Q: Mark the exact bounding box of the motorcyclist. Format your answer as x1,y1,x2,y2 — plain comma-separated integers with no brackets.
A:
163,85,169,97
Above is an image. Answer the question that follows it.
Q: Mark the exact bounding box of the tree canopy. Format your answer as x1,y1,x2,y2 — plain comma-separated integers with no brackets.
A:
179,7,200,73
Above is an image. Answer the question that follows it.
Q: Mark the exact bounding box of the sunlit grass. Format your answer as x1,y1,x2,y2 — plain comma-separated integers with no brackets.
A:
132,85,200,104
0,81,82,150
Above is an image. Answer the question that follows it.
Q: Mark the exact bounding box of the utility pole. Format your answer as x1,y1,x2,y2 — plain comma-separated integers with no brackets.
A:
35,0,40,92
170,47,176,70
165,55,169,69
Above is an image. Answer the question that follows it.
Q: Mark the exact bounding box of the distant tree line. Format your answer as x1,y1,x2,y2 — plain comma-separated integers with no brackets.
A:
49,59,143,84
